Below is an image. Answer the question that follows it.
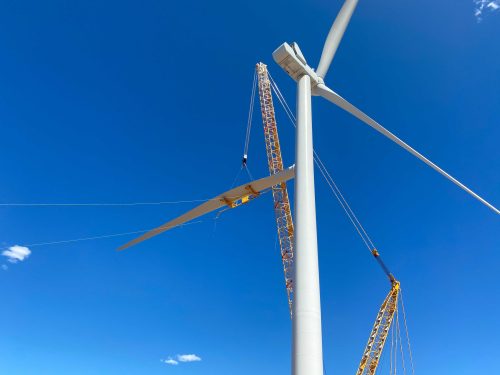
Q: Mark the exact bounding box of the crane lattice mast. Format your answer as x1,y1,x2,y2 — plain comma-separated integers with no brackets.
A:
256,62,295,316
356,280,400,375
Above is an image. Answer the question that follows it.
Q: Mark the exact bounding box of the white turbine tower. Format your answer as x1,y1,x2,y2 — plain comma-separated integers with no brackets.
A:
273,0,498,374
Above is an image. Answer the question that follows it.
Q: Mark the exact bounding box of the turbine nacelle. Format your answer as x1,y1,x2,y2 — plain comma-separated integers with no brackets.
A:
272,42,324,87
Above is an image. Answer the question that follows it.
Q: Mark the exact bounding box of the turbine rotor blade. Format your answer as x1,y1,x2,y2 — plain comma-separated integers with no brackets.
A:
316,0,359,79
118,165,296,250
314,83,499,214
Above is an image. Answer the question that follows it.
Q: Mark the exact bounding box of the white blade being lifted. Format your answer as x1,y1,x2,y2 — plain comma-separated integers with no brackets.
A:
313,83,500,215
118,165,296,250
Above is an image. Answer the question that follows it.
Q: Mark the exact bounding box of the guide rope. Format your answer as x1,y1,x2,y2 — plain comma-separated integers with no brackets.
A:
0,199,214,207
0,193,272,207
2,220,205,249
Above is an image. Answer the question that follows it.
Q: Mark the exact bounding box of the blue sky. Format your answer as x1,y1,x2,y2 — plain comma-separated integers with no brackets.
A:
0,0,499,374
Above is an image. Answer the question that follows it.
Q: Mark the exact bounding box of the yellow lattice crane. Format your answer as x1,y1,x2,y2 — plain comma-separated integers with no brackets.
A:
355,248,403,375
356,279,400,375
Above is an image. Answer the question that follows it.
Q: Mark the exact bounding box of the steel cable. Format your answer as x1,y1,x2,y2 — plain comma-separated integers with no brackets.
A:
243,70,258,162
268,72,376,252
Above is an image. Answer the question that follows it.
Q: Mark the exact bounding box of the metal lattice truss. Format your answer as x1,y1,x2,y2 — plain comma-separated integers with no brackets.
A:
256,62,295,317
356,281,400,375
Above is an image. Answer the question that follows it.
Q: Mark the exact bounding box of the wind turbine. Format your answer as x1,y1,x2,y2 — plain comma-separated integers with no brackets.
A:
272,0,498,374
119,1,498,374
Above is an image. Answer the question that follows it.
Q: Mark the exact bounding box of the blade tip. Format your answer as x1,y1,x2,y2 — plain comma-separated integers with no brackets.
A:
117,243,131,251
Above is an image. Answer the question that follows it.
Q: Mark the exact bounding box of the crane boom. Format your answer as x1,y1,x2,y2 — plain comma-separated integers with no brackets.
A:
356,280,400,375
256,62,295,316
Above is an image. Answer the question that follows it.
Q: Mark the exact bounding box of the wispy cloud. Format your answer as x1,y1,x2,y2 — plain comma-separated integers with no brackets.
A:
2,245,31,263
161,354,202,366
177,354,202,362
162,358,179,366
474,0,500,21
1,264,7,271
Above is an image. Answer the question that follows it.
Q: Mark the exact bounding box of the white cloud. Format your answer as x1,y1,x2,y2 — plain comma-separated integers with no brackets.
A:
2,245,31,263
162,358,178,366
162,353,201,366
177,354,202,362
1,264,7,271
474,0,500,21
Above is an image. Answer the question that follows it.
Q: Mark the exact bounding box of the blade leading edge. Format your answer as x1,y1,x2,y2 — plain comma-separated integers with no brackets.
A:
316,0,359,79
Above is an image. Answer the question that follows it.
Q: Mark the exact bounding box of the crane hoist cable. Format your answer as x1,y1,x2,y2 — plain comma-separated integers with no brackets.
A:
242,70,258,167
400,290,415,375
390,322,395,375
396,308,407,375
268,73,373,246
232,71,257,190
268,71,397,283
387,291,415,375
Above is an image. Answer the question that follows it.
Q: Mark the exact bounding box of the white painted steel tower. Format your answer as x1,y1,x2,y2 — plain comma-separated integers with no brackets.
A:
274,2,360,374
292,72,323,375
